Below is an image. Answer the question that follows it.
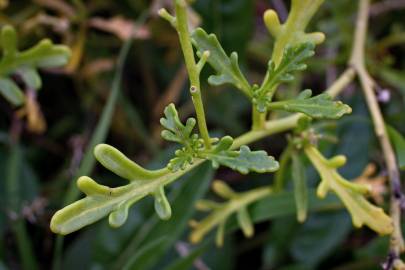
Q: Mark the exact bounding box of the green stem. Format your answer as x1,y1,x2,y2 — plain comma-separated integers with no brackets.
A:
252,107,266,130
271,0,325,65
190,186,272,244
235,114,302,147
175,0,211,149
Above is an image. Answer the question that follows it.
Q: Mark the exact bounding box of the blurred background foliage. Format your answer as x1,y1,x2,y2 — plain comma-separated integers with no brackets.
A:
0,0,405,269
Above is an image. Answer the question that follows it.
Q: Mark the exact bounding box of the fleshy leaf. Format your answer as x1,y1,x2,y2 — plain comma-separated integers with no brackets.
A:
0,25,70,105
167,148,194,172
153,186,172,220
190,182,271,246
160,103,197,145
205,136,279,174
160,104,204,172
253,43,315,112
263,0,325,65
191,28,251,96
109,200,131,228
304,145,393,235
18,67,41,90
50,144,186,235
237,207,254,238
268,89,352,119
94,144,165,180
0,77,24,106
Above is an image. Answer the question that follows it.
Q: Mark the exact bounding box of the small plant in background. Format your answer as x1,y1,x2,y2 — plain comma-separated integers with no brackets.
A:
0,25,70,106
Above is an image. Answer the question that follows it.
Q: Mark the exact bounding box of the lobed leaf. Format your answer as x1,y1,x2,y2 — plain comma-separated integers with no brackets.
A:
253,43,315,112
160,103,197,145
304,145,393,235
205,136,279,174
0,25,70,106
191,28,251,96
160,104,204,172
263,0,325,65
167,148,194,172
268,89,352,119
190,182,271,246
0,77,24,106
50,144,192,235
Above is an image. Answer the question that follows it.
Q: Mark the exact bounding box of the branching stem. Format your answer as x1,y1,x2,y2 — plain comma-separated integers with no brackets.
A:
175,1,211,149
349,0,404,264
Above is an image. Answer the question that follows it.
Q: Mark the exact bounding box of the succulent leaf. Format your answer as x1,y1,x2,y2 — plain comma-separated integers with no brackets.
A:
0,25,70,106
304,145,393,235
191,28,251,96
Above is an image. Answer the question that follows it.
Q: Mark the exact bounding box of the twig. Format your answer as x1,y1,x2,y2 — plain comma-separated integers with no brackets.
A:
175,1,211,149
349,0,404,267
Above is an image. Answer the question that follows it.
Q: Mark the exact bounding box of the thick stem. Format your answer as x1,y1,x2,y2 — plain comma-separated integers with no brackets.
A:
252,107,266,130
349,0,404,262
175,1,211,149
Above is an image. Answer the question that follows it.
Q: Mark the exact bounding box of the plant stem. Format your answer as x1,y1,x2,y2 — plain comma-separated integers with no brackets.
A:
236,67,355,147
190,186,272,244
252,107,266,130
326,68,355,97
349,0,404,262
175,0,211,149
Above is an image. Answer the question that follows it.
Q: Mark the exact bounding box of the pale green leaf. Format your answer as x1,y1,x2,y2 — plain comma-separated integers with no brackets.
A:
237,207,254,237
153,186,172,220
253,43,315,112
268,89,352,119
0,25,70,105
191,28,251,96
18,67,41,90
50,144,194,235
304,145,393,235
160,103,199,145
205,136,279,174
0,77,24,106
160,104,204,172
263,0,325,65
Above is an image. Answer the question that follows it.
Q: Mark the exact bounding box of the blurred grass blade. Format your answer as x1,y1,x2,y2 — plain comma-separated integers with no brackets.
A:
387,125,405,170
292,152,308,223
53,38,133,269
6,143,38,270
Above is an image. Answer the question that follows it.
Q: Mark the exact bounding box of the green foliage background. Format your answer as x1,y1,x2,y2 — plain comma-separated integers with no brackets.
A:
0,0,405,269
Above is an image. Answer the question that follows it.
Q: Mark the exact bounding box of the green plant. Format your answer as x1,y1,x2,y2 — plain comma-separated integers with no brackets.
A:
0,25,70,106
48,0,400,267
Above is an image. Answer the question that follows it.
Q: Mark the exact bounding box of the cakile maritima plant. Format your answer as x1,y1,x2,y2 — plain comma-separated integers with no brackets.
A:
47,0,401,266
